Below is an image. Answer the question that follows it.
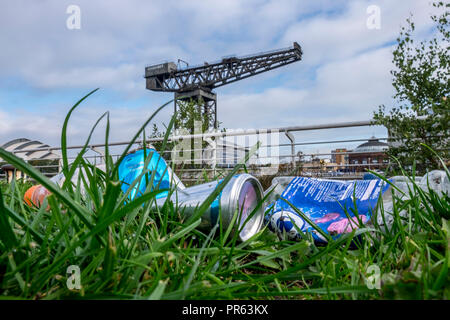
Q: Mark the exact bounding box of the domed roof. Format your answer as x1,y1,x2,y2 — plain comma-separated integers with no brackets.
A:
1,138,61,161
354,137,388,153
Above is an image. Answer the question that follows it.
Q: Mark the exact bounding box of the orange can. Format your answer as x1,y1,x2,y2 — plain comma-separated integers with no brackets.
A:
24,185,51,208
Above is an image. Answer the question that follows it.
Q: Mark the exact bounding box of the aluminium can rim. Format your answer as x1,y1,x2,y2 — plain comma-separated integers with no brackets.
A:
220,174,265,242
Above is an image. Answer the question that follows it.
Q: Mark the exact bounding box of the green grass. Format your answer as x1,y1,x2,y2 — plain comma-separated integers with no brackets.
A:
0,91,449,300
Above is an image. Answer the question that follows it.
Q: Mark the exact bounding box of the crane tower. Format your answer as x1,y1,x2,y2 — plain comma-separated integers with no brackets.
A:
145,42,302,129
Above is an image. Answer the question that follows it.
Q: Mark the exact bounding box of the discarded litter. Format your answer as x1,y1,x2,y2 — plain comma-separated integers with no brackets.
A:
118,147,185,200
265,170,449,241
265,176,390,242
375,170,449,231
24,184,51,208
22,148,266,241
23,164,106,208
118,148,265,241
156,174,265,242
22,145,448,244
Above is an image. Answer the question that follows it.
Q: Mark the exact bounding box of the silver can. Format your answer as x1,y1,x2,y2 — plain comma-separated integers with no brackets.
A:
156,174,265,242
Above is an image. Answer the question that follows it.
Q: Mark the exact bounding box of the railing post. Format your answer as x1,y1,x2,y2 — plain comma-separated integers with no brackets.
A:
91,146,105,164
285,131,295,169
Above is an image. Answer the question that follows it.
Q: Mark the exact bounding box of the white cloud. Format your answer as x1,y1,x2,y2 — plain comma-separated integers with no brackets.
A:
0,0,443,152
0,0,349,93
219,46,394,128
281,0,438,67
0,101,174,154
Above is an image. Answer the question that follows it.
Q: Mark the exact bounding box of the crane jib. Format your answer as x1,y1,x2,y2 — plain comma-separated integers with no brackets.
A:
145,42,303,93
144,41,303,130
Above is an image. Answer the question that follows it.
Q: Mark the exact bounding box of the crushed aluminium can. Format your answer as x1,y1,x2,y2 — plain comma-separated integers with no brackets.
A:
265,176,390,243
156,174,265,242
118,148,185,200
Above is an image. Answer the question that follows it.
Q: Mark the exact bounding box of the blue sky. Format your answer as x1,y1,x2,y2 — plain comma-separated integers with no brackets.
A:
0,0,441,155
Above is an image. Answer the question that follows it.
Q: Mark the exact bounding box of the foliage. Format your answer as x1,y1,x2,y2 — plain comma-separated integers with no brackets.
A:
149,99,222,166
373,1,450,173
175,98,215,135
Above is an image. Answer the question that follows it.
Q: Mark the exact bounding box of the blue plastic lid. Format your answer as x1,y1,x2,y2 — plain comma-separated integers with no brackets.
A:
118,148,171,200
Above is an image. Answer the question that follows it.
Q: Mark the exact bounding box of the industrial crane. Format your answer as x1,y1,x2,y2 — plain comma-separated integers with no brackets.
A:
145,42,303,129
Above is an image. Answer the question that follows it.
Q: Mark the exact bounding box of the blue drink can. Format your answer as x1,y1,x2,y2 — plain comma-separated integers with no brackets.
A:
118,148,185,200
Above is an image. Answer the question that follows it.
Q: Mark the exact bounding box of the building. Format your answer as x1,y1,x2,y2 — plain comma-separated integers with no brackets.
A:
348,137,389,172
1,163,27,183
331,148,348,166
0,138,61,181
203,138,249,168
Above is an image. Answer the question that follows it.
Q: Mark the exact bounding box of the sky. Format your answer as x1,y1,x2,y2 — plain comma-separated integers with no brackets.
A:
0,0,442,157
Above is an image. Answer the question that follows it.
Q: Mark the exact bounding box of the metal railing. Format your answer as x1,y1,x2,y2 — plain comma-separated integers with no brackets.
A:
1,120,398,184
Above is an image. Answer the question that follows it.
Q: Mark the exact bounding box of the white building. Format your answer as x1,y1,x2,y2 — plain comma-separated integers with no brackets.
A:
203,138,249,167
1,138,61,181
